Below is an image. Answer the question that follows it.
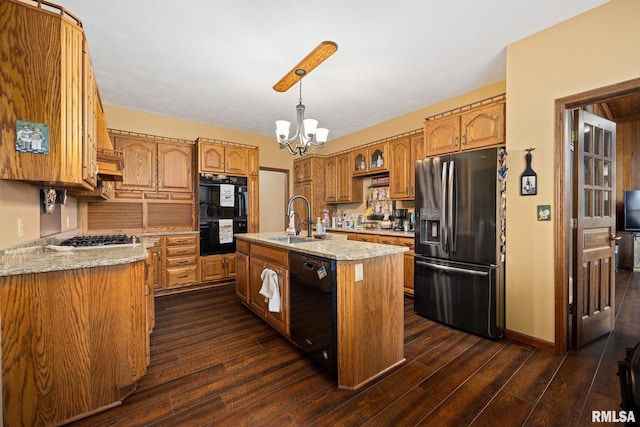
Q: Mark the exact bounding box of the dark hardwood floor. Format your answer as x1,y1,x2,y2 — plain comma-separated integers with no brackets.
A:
68,270,640,426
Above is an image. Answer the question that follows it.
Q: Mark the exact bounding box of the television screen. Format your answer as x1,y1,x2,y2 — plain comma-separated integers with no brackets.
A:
624,190,640,231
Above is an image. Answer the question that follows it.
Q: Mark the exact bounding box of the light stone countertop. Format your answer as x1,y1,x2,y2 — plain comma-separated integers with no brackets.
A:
236,231,408,261
324,227,415,239
0,243,150,277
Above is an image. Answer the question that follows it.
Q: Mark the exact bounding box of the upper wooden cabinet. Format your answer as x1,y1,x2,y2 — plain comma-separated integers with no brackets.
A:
247,147,259,176
0,0,104,189
113,133,193,199
460,100,505,150
352,142,389,176
198,139,248,176
424,100,505,156
389,136,413,200
326,153,362,204
293,156,326,220
294,156,313,183
157,143,194,194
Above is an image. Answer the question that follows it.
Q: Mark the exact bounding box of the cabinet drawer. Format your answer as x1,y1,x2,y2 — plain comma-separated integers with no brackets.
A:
355,233,376,243
166,255,197,268
166,245,197,257
236,239,250,254
397,237,415,250
165,234,198,246
166,266,197,286
376,236,399,245
250,243,288,267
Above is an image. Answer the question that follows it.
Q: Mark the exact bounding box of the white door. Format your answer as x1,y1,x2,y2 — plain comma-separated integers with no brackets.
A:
259,169,287,232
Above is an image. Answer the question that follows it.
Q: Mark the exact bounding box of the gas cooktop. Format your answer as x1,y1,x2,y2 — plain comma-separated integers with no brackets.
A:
59,234,135,247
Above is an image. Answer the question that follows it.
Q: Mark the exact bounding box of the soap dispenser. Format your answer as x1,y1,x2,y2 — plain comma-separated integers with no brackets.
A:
286,211,297,235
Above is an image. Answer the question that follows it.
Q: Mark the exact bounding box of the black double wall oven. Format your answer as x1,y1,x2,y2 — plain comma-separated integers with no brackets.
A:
199,174,248,256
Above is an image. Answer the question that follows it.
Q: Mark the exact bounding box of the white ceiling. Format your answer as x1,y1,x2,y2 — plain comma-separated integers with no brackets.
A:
60,0,608,140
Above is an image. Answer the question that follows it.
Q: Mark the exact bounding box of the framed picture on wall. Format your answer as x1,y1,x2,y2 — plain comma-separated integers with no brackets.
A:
521,175,537,195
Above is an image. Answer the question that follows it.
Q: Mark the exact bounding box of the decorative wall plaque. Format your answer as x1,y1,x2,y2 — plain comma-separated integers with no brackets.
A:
520,148,537,196
16,120,50,154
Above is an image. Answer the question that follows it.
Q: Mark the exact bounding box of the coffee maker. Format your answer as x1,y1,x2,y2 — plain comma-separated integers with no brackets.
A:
393,209,408,231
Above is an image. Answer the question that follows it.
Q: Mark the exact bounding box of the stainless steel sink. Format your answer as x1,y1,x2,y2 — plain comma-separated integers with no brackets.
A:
269,236,314,244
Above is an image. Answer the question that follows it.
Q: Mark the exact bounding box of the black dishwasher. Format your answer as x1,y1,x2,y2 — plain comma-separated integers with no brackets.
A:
289,251,337,378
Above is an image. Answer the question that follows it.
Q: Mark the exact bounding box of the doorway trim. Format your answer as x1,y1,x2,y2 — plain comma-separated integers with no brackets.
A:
555,76,640,355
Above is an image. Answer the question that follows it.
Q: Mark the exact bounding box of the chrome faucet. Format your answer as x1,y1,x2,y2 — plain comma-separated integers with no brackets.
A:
286,195,313,237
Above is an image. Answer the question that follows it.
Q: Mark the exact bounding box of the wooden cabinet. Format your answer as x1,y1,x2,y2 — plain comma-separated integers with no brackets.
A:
90,132,196,234
163,234,198,290
0,1,99,189
424,100,505,156
236,240,250,302
352,142,389,176
389,136,413,200
424,114,460,156
247,147,259,176
326,153,362,203
200,254,236,282
397,237,415,295
247,243,290,336
325,155,338,203
0,261,148,426
157,142,194,194
293,155,326,221
355,232,415,295
145,247,160,365
114,135,193,199
198,140,248,175
294,156,314,182
460,100,506,151
389,133,425,200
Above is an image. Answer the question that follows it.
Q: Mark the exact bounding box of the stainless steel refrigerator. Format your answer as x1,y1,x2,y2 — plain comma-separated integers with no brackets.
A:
414,147,507,339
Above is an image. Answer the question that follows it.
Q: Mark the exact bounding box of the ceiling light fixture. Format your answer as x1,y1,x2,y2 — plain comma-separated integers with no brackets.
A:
273,41,338,156
275,69,328,156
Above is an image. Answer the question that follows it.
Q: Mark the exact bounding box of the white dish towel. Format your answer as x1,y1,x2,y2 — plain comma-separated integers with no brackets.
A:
219,184,235,207
218,219,233,244
259,267,281,312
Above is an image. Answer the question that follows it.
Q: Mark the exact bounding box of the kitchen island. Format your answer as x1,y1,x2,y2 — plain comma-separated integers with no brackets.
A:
0,237,152,426
235,231,408,390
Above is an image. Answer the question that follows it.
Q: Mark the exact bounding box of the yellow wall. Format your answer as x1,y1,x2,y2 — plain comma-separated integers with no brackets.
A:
0,180,40,248
505,0,640,342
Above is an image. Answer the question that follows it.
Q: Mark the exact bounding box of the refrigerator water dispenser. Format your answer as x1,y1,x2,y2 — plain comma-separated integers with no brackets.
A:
419,207,440,244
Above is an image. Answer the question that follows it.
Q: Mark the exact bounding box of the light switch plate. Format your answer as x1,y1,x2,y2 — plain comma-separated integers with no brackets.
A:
354,263,363,282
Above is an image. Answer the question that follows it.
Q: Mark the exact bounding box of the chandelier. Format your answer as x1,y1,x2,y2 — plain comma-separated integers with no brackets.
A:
275,69,328,156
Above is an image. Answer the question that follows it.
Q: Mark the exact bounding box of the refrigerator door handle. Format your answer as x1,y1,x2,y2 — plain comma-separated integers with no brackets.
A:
448,160,456,252
416,260,489,277
440,161,448,253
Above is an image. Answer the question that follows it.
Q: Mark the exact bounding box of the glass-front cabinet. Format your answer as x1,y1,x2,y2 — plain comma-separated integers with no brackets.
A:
352,142,388,176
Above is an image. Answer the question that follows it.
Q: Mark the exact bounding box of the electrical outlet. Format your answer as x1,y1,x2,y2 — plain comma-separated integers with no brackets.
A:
354,263,363,282
18,218,24,238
